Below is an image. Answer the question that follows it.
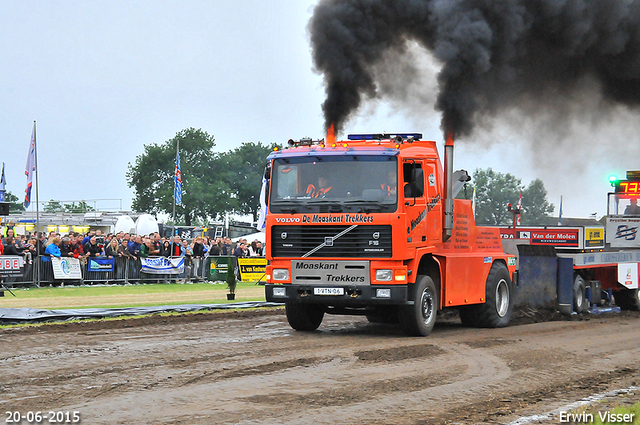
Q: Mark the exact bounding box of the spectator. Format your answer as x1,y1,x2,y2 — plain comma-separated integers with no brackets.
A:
192,236,205,281
162,240,171,257
105,238,119,258
182,239,193,282
24,237,37,264
210,237,223,256
117,239,133,258
222,237,233,255
233,242,246,258
140,237,153,258
128,235,142,259
3,236,26,257
43,237,62,262
150,232,162,256
70,233,84,259
169,235,182,257
84,236,103,257
59,236,73,257
248,240,262,257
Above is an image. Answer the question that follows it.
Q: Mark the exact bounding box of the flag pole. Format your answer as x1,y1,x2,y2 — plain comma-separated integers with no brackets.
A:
172,139,179,238
34,121,40,287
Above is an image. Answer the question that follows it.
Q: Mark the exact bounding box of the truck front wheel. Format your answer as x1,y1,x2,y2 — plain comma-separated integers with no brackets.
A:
399,275,438,336
285,302,325,331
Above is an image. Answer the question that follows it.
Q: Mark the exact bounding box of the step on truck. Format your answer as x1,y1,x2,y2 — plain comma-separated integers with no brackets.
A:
263,133,517,336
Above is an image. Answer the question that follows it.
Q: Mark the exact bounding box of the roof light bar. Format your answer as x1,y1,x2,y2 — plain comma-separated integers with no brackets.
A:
347,133,423,140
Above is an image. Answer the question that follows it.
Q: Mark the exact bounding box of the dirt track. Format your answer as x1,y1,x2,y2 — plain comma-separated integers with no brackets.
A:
2,308,640,425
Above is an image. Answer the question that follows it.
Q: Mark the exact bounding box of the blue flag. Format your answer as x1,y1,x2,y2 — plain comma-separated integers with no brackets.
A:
174,151,182,205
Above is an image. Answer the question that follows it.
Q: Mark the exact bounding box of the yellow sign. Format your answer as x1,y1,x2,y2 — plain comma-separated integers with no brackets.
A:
585,227,605,247
237,258,267,282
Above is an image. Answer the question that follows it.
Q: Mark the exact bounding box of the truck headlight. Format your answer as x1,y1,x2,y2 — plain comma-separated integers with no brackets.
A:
272,268,289,281
376,269,393,281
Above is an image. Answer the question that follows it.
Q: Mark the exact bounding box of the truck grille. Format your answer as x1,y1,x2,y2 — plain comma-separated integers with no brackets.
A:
271,225,392,258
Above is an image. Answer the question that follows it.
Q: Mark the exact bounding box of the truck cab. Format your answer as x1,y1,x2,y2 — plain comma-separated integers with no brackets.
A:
264,133,516,336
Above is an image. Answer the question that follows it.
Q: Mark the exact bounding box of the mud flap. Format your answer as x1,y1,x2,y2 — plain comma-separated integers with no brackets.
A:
514,245,558,309
556,257,574,315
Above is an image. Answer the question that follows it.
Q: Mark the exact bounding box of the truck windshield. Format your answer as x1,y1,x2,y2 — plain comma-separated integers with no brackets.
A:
270,155,398,213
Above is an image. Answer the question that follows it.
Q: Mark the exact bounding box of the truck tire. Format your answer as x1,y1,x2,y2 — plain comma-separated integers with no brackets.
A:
461,262,514,328
615,288,640,311
285,302,324,331
398,275,438,336
573,275,588,313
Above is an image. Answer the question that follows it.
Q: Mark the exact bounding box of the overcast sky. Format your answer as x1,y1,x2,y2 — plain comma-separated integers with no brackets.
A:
1,0,637,220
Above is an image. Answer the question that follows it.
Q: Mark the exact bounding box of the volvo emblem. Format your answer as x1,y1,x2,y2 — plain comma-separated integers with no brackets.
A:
281,232,288,240
324,236,334,246
373,232,380,240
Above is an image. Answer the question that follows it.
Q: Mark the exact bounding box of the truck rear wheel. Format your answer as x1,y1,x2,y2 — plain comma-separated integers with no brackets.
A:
285,302,325,331
615,288,640,311
460,262,513,328
398,275,438,336
573,275,587,312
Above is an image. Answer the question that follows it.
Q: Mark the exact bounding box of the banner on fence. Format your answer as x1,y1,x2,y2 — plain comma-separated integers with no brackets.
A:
141,257,184,274
0,255,25,277
52,257,82,280
238,257,267,282
88,257,115,272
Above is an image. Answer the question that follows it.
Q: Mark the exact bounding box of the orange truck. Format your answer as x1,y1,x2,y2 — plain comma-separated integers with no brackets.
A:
264,133,517,336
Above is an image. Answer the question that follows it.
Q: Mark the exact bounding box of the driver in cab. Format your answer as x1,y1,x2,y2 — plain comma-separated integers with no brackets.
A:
306,176,332,198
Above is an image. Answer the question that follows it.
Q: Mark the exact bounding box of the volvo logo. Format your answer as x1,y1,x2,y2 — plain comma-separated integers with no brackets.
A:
373,232,380,240
281,232,288,240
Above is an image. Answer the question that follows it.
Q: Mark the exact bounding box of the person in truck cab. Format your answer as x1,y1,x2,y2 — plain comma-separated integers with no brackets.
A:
625,198,640,215
306,176,332,198
380,169,397,197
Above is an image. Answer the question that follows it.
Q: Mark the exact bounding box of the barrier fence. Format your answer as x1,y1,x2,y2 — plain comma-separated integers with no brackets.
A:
0,256,267,288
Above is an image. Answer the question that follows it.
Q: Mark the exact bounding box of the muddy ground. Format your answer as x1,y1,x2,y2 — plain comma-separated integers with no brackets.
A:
2,307,640,424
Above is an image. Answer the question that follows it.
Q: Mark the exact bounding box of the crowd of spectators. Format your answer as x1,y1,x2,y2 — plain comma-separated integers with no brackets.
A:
0,225,265,281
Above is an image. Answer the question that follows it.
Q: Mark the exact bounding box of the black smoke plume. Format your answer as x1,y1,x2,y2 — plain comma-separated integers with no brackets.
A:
309,0,640,139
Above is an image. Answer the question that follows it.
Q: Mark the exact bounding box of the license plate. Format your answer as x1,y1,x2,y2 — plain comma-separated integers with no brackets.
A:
313,287,344,296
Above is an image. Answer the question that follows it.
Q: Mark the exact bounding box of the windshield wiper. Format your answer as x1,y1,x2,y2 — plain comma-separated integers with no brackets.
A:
342,199,384,213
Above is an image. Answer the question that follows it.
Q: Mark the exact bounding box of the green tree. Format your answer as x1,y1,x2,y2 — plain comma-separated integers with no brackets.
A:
521,178,555,225
43,199,64,213
5,191,24,213
217,142,279,221
472,168,554,225
64,201,95,214
127,128,223,226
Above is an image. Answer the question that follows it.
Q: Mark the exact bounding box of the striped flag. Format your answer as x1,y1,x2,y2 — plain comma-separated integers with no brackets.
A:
174,150,182,205
0,162,6,202
516,192,522,225
24,123,36,208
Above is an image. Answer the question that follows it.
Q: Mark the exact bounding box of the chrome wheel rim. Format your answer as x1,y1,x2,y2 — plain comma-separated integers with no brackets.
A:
421,288,434,324
496,279,509,317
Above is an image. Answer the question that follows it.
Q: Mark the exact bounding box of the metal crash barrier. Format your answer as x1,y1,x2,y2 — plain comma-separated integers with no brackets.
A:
0,256,219,287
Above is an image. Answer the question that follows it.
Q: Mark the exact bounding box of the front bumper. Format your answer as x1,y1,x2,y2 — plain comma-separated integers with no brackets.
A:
265,284,410,306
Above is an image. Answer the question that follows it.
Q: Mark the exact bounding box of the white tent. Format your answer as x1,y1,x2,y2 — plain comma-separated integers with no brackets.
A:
232,231,265,243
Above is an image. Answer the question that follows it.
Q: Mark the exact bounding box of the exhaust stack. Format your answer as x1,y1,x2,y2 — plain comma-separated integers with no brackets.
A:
443,134,454,242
